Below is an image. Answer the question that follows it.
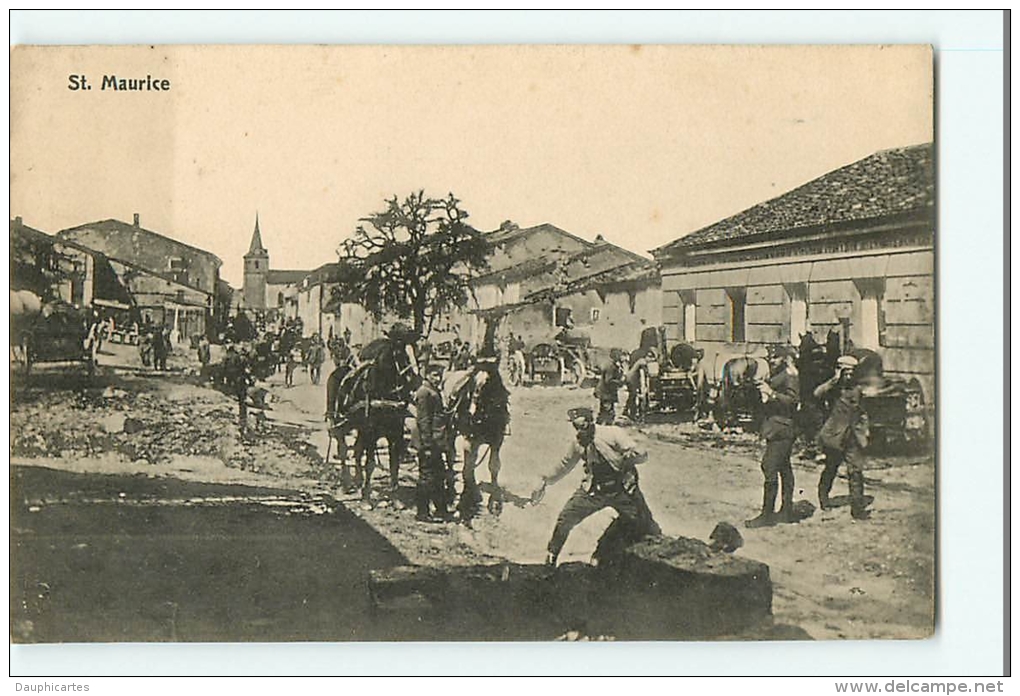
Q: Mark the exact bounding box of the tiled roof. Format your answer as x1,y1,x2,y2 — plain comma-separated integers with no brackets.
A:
266,269,311,286
58,218,223,265
483,222,595,251
526,259,659,301
653,143,935,256
470,256,555,285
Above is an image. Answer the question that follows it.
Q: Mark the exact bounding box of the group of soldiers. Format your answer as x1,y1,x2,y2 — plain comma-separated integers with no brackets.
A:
137,319,172,371
746,346,873,526
295,322,874,565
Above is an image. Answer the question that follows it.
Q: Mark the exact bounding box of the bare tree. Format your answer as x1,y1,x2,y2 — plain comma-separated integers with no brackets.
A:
334,191,489,338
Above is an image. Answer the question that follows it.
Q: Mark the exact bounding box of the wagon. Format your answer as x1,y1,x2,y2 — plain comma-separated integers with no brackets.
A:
12,300,99,378
510,341,588,386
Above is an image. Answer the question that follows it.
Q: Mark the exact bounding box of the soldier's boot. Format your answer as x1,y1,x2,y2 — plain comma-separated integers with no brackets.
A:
745,482,779,528
817,465,839,510
777,474,796,523
850,472,871,520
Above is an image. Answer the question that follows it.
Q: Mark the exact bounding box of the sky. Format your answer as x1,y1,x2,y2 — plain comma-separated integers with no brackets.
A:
10,44,933,287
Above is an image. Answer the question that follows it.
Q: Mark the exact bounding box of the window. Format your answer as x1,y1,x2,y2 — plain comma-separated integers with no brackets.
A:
627,291,637,314
590,307,600,323
679,290,696,342
726,288,746,343
175,290,184,303
853,278,885,350
278,292,285,307
254,260,259,270
554,307,573,328
785,283,808,342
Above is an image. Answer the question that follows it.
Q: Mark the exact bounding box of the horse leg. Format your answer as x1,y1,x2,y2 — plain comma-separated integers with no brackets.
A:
387,437,399,493
455,439,480,520
485,443,505,516
358,433,375,502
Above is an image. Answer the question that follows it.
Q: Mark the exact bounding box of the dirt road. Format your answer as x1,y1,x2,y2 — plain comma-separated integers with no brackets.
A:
270,370,935,641
11,355,935,641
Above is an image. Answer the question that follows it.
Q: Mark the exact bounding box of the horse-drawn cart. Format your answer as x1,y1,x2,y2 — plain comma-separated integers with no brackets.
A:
11,294,99,378
508,332,589,387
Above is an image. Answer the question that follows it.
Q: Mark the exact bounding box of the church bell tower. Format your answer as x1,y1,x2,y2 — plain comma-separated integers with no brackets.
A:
242,214,269,310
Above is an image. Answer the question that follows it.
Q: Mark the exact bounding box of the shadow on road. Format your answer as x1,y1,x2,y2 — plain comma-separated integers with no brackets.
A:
11,465,411,643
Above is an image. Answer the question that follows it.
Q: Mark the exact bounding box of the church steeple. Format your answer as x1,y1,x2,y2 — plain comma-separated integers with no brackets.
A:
246,213,267,256
242,213,269,311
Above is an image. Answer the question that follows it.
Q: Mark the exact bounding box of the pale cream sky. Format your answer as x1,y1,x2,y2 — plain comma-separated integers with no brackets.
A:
10,45,933,287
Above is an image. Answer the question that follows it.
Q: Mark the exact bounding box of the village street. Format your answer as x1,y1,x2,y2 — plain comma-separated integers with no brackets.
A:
10,345,935,643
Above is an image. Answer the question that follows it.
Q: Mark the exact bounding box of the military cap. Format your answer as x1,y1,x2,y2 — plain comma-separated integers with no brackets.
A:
567,406,595,427
836,355,859,369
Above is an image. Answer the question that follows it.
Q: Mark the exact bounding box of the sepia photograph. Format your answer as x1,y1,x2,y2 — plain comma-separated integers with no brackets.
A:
10,41,938,647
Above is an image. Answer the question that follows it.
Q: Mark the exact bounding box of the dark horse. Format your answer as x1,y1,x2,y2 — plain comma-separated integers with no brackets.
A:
445,361,511,519
328,326,419,501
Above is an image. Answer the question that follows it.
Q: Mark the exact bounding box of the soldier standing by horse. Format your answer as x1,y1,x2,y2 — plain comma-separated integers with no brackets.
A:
415,362,453,521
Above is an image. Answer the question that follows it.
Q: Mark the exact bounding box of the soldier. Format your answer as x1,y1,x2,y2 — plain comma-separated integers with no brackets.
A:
623,349,652,421
415,363,452,522
152,326,170,371
197,334,212,378
745,345,800,528
815,355,872,520
594,358,624,425
532,407,660,567
307,335,326,385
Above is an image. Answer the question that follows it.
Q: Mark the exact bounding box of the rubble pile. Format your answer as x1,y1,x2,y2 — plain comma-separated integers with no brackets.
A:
11,379,324,479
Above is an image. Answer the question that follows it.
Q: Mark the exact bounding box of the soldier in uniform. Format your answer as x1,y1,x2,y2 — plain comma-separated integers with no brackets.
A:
532,407,660,567
415,362,452,522
745,345,800,528
594,358,624,425
815,355,872,520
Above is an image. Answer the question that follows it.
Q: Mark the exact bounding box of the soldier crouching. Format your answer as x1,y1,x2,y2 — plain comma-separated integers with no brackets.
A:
532,407,660,567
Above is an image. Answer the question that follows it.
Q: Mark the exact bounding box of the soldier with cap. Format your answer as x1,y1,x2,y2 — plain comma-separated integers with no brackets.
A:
745,344,800,528
815,355,872,520
415,361,453,521
532,406,660,567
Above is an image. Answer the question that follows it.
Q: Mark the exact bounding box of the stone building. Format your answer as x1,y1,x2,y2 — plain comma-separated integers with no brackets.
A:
462,225,661,352
56,213,224,338
651,143,935,397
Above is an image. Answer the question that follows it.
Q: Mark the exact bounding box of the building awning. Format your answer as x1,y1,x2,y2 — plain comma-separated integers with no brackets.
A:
93,298,131,310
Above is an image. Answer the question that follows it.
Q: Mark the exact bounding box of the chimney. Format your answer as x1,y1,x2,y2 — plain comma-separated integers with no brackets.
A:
133,213,140,227
14,216,22,228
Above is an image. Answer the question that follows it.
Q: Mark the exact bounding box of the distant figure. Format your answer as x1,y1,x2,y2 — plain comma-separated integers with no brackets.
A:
307,335,326,385
138,327,153,367
453,342,473,371
152,327,170,371
594,359,624,425
285,344,300,387
197,335,212,371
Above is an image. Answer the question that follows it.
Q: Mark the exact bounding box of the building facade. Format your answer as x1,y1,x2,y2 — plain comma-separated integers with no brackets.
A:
56,214,223,338
652,143,935,397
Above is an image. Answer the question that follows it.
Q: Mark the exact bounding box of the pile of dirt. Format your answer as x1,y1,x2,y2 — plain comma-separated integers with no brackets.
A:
10,378,326,481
